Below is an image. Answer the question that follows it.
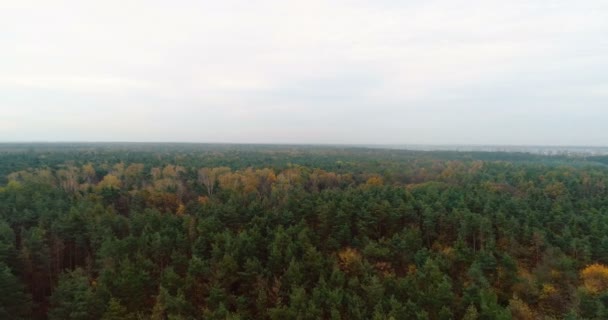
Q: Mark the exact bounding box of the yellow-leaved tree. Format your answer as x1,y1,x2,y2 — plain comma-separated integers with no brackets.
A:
581,263,608,294
338,248,362,274
97,174,122,190
198,167,230,197
365,175,384,186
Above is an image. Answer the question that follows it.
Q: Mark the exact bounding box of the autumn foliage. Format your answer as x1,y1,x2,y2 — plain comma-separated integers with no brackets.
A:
581,263,608,294
3,144,608,319
338,247,362,273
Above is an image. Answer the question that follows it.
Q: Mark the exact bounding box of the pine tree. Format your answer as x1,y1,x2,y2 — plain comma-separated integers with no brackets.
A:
0,262,32,319
102,298,134,320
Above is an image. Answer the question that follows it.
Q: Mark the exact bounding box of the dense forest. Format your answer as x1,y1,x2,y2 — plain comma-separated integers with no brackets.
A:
2,143,608,319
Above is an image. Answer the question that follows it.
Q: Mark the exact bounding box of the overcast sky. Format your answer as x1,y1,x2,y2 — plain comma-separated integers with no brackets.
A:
2,0,607,145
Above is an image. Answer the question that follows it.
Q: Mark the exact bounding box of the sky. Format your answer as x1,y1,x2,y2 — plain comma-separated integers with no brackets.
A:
1,0,607,145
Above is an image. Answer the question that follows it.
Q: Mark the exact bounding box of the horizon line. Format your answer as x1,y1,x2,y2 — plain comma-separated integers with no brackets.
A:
1,141,608,148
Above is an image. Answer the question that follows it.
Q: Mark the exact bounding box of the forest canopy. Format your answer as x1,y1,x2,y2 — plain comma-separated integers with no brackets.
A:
1,143,608,319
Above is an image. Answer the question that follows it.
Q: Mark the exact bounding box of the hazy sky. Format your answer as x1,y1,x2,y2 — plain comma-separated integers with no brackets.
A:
2,0,607,145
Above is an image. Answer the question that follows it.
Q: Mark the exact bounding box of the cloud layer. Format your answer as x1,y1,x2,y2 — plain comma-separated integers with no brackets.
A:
2,0,607,144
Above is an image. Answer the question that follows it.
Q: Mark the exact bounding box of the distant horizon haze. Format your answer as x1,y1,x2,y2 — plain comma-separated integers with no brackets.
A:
1,141,608,149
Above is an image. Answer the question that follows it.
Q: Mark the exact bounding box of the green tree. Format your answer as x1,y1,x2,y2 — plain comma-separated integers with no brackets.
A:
0,262,32,319
102,298,134,320
48,268,100,320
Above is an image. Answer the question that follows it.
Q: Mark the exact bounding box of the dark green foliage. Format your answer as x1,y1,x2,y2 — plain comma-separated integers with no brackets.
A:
101,298,135,320
48,268,101,320
0,262,32,319
1,143,608,318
